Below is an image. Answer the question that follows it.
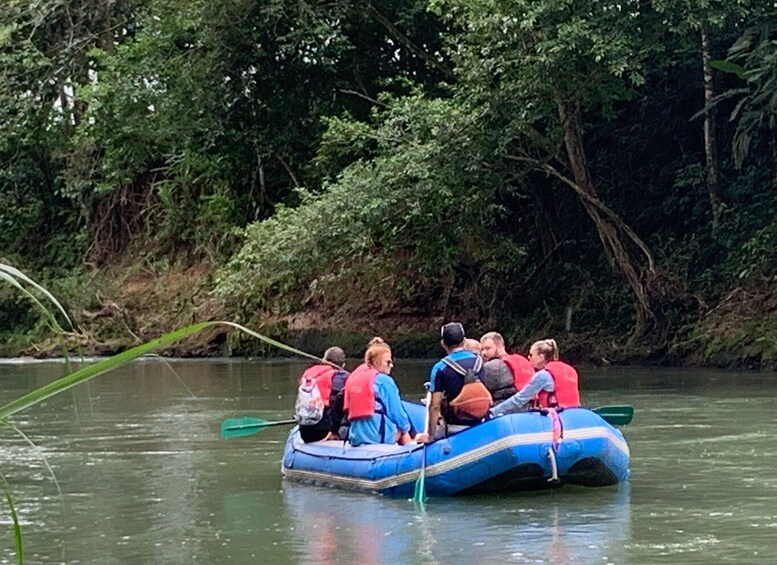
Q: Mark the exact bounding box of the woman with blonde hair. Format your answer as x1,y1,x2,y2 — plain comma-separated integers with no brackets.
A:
489,339,580,416
343,338,414,446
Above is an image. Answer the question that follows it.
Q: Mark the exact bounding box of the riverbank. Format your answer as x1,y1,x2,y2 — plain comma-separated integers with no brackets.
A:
2,260,775,370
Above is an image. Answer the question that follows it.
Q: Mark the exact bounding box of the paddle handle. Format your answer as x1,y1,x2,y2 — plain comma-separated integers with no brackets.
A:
422,387,431,437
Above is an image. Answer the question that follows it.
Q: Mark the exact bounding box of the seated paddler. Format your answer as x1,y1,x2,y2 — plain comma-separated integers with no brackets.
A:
343,338,415,447
417,322,492,443
490,338,581,416
479,331,534,403
295,346,350,443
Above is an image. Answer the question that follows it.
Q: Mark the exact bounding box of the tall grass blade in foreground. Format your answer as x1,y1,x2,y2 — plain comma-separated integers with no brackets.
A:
4,423,66,515
0,263,82,367
0,261,327,564
0,264,74,330
0,262,336,563
0,472,23,565
0,320,317,420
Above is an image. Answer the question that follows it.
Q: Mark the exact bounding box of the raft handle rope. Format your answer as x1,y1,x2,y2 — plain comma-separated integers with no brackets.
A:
547,448,560,484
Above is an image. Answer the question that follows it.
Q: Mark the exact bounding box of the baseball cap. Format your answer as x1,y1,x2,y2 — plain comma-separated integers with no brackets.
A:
440,322,465,347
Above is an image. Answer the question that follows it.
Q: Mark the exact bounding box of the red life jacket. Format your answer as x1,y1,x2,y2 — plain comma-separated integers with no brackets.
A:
501,354,535,390
299,364,336,407
536,361,581,409
343,364,379,420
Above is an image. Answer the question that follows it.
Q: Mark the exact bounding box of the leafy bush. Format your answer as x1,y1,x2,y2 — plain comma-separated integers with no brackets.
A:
216,94,523,320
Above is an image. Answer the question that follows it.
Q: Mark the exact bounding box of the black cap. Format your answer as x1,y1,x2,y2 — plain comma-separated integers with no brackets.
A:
440,322,465,347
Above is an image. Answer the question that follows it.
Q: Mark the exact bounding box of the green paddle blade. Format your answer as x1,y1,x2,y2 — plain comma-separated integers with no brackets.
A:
592,405,634,426
413,465,426,505
413,444,428,506
221,417,297,439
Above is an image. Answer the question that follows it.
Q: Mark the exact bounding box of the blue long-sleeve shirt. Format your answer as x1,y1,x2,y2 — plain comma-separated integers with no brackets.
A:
348,373,411,446
489,369,554,416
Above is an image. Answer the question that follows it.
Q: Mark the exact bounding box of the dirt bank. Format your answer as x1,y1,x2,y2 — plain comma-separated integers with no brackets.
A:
10,261,777,370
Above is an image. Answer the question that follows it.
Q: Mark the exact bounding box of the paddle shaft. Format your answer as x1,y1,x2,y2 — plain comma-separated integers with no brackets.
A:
413,389,432,504
219,337,344,440
422,390,431,438
226,419,297,432
519,405,633,426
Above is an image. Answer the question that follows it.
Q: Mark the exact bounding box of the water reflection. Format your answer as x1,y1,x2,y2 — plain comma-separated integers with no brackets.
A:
281,483,632,564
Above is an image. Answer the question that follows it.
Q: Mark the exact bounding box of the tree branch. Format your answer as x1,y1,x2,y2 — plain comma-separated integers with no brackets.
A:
275,154,302,188
338,88,390,108
364,2,454,80
506,154,655,271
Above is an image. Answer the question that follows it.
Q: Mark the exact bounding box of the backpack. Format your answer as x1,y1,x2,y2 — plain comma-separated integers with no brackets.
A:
443,356,492,422
295,376,325,426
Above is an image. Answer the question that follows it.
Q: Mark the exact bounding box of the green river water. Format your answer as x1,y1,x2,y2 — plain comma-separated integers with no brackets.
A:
0,359,775,564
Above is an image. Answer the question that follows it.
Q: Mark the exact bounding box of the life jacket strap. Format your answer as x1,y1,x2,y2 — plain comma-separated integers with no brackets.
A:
441,355,483,383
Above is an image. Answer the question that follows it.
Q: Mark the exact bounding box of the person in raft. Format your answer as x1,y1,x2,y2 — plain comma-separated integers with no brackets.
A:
297,346,350,443
489,338,581,416
479,331,535,403
343,338,415,447
417,322,492,443
463,338,482,355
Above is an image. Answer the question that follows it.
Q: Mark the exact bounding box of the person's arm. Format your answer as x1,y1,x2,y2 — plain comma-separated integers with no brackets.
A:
397,431,414,445
377,376,411,433
490,370,553,416
328,390,345,432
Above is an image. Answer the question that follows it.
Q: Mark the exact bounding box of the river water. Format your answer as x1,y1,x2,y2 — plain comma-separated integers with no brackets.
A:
0,358,775,564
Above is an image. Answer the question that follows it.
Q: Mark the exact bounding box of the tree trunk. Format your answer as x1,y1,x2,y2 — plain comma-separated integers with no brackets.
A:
59,86,74,136
701,24,722,226
98,0,115,53
558,101,662,342
771,128,777,190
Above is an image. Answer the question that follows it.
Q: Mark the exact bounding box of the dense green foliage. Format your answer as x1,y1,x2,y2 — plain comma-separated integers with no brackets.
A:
216,93,521,324
2,0,777,364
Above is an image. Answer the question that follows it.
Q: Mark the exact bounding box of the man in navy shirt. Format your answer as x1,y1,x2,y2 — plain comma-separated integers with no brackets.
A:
419,322,488,442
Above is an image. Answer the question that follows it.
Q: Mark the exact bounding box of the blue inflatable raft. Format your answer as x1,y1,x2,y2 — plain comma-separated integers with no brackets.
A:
281,401,629,496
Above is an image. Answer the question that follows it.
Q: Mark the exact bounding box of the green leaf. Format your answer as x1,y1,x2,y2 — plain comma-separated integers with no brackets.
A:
0,264,73,331
709,60,747,79
0,321,324,420
0,471,23,565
